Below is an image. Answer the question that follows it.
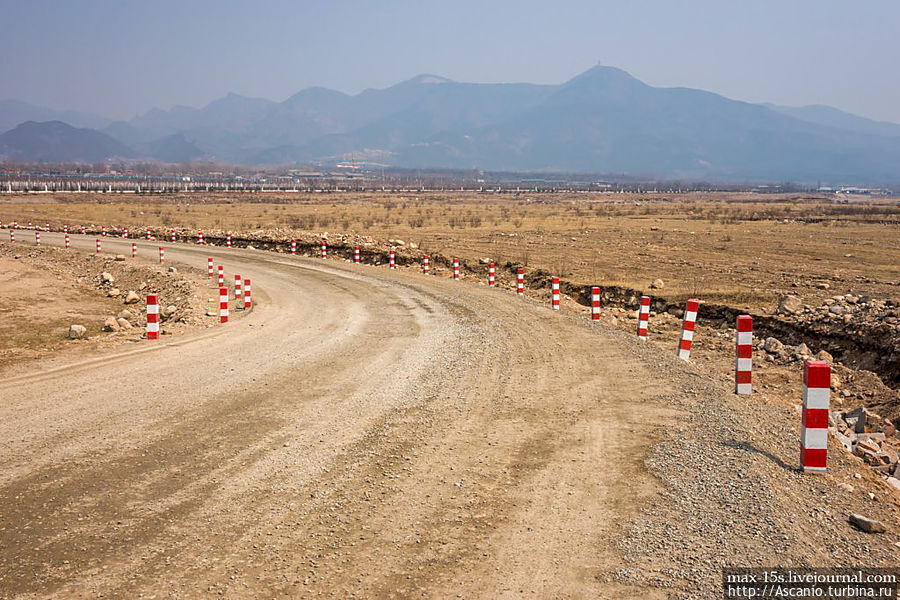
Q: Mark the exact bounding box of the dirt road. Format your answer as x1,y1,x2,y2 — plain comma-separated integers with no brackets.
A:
0,232,897,599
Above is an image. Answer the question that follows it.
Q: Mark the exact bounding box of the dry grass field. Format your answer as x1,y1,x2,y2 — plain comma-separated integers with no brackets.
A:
2,191,898,310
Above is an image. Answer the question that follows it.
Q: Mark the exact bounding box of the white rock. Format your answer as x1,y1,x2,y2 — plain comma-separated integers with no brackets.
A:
68,324,87,339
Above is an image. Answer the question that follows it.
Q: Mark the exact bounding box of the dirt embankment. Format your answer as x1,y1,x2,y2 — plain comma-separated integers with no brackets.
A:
0,244,206,375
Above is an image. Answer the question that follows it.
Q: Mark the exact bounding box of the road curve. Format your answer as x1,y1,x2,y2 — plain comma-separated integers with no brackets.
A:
0,231,673,598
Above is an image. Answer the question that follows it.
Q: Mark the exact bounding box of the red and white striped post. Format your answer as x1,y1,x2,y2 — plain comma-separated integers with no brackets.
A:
801,360,831,473
96,238,102,253
677,299,700,361
198,231,204,245
243,278,251,309
517,268,524,296
131,242,137,258
27,221,32,229
8,229,13,243
102,226,107,237
735,315,753,395
354,245,360,264
123,227,128,239
146,293,159,340
44,222,49,231
207,257,214,278
226,233,232,248
146,229,151,240
637,296,651,340
488,263,495,287
552,277,560,310
389,249,395,269
170,230,176,243
65,233,70,249
591,286,601,321
159,246,164,263
321,240,327,259
423,255,430,275
234,274,243,304
291,239,296,255
81,225,86,235
35,231,40,245
217,265,224,287
63,223,68,233
453,258,459,279
219,287,229,323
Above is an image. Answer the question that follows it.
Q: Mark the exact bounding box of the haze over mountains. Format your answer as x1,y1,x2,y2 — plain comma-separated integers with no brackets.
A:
2,65,899,182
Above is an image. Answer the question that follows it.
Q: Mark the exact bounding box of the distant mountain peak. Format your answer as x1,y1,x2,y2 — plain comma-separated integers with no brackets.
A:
409,74,452,85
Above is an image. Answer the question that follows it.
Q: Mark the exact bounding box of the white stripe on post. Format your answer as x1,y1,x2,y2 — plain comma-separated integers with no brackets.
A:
800,360,830,473
146,293,159,339
552,277,560,310
735,315,753,394
219,288,229,323
637,295,650,340
677,300,700,361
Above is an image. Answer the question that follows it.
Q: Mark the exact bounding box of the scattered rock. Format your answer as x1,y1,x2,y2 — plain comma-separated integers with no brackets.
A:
118,309,135,321
114,254,126,261
887,477,900,491
816,350,834,362
831,372,842,390
68,324,87,339
408,242,418,249
650,279,664,289
102,316,120,332
777,294,802,314
848,513,887,533
100,272,115,284
764,337,784,353
837,482,854,493
829,305,846,316
163,305,178,318
106,288,121,298
817,282,831,290
116,317,133,330
124,291,141,304
167,266,177,273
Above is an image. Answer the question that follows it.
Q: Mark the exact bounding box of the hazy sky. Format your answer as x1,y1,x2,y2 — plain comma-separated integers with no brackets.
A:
3,0,899,122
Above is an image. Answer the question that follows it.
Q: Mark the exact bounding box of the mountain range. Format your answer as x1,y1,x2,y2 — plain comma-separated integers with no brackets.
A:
2,65,899,182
